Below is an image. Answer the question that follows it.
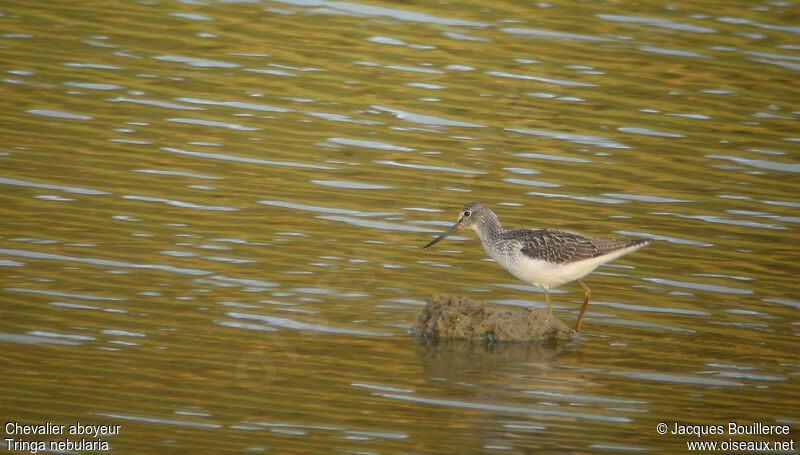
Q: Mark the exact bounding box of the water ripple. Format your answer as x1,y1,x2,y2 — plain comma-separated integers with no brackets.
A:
5,287,125,301
50,302,127,314
512,152,594,163
636,46,712,59
487,71,598,87
603,193,691,203
260,200,397,218
705,154,800,173
153,55,239,68
351,383,415,394
122,195,238,211
162,147,336,170
63,82,122,90
596,14,718,34
502,178,560,188
62,62,121,70
751,58,800,71
99,413,222,429
371,105,485,128
169,13,213,21
376,393,631,423
614,230,712,247
225,312,392,336
134,169,222,180
109,96,204,110
527,191,626,205
319,215,433,233
27,330,95,342
618,126,685,138
271,0,488,27
0,177,109,195
763,298,800,310
0,248,210,276
701,370,787,383
175,97,292,113
375,160,486,175
328,137,414,152
500,27,615,42
610,371,742,387
523,390,648,405
591,300,710,316
311,180,392,190
304,110,382,125
26,109,93,120
166,118,260,131
0,332,82,346
596,317,694,333
214,320,279,332
443,31,491,43
651,212,788,230
206,276,278,288
717,16,800,34
508,128,626,149
642,277,754,295
244,67,297,77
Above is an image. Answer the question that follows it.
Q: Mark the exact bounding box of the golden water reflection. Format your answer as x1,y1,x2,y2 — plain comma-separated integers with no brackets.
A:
1,0,798,452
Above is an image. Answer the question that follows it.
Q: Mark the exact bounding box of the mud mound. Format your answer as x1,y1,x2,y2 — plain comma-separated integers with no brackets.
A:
412,295,578,343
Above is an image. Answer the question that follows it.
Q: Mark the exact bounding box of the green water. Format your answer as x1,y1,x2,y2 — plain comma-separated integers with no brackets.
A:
1,0,798,453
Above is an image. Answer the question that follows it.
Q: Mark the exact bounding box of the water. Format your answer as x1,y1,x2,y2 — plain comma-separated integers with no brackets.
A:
1,0,798,453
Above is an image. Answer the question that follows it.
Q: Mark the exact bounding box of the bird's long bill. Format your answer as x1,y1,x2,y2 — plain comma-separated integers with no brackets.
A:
423,219,462,249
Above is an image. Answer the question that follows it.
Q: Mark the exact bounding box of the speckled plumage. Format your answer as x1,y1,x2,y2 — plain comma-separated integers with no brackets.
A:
512,228,648,264
424,202,652,331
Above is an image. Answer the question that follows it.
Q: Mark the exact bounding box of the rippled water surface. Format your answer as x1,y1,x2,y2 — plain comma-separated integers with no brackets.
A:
1,0,798,453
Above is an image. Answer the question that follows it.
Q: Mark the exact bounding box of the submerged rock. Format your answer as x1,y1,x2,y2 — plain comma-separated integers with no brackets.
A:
412,295,578,343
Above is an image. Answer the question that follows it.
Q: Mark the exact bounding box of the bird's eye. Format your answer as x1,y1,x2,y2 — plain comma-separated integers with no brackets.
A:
463,211,471,217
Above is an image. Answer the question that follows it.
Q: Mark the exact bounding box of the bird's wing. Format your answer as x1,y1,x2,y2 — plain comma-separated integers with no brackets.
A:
514,229,631,264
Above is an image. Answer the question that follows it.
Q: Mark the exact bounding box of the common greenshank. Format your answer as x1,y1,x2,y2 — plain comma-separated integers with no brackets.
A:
424,202,651,331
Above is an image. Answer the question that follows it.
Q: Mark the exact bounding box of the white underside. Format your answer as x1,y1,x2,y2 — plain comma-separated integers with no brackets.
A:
492,242,648,291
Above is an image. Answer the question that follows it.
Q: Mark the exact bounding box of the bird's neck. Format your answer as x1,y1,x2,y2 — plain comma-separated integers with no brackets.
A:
474,212,503,243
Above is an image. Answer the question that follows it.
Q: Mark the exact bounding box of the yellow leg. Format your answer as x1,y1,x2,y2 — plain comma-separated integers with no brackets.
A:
543,289,551,313
575,280,591,331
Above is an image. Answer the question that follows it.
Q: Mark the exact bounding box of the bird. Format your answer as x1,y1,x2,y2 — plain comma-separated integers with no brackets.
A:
423,202,651,331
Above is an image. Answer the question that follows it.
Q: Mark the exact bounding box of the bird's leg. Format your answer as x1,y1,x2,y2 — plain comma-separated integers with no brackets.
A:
543,288,551,313
575,280,591,331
